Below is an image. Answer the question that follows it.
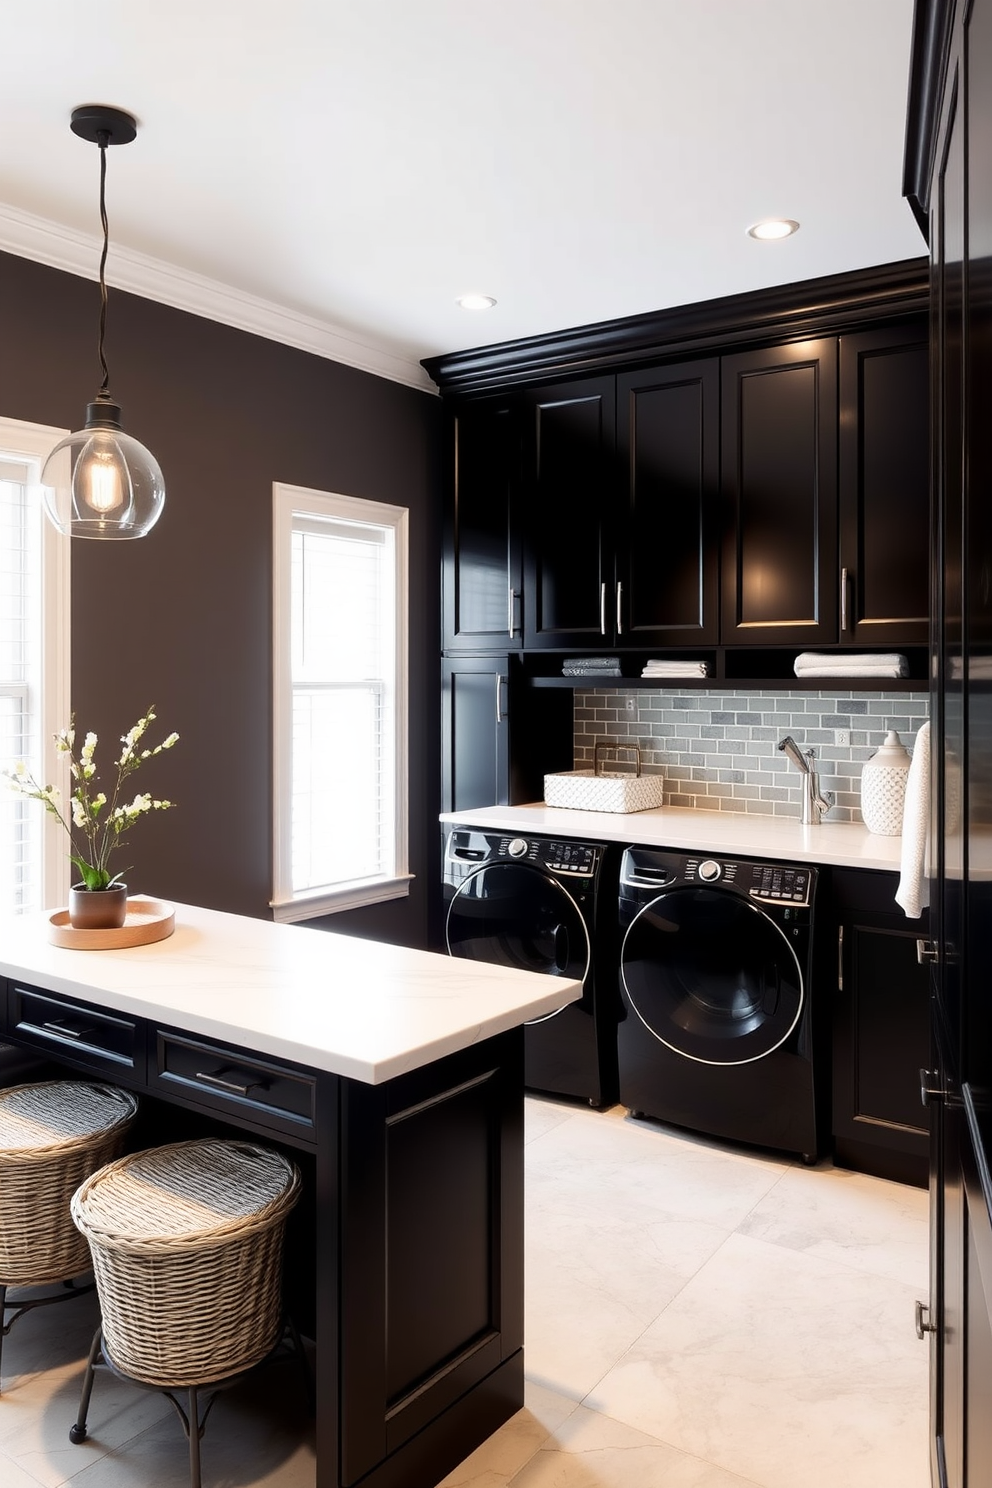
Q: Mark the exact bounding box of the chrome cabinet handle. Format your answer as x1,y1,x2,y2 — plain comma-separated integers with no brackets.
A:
508,585,514,637
917,938,939,964
915,1300,936,1339
41,1018,93,1041
495,674,505,726
600,582,607,635
841,567,849,632
837,927,844,991
194,1067,265,1098
616,581,623,635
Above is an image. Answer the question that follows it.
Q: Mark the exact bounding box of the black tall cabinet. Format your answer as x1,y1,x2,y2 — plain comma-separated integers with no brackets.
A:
906,2,992,1484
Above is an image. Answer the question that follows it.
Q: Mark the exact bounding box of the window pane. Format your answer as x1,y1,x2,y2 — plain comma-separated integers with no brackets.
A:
292,686,385,889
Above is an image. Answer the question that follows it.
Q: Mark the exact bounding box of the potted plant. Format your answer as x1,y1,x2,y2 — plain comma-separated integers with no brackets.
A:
4,705,179,928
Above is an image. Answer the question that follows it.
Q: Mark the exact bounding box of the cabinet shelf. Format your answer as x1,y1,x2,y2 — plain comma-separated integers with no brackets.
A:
522,646,929,691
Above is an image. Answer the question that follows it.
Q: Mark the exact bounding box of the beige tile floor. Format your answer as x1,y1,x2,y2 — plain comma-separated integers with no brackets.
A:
0,1098,930,1488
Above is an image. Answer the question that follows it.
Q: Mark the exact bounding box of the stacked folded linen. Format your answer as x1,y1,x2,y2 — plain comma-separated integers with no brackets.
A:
562,656,622,677
793,652,909,678
640,659,710,678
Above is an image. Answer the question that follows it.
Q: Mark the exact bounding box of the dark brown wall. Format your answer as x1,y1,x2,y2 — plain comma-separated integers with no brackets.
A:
0,249,443,948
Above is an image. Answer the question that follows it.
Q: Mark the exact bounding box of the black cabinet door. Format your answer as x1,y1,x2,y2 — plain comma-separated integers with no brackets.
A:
443,398,522,652
441,656,573,814
616,359,720,647
831,869,930,1188
441,656,509,813
721,339,838,645
521,376,617,650
839,324,930,646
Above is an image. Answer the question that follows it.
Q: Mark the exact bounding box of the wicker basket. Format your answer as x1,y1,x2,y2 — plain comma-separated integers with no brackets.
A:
0,1080,138,1287
71,1138,301,1387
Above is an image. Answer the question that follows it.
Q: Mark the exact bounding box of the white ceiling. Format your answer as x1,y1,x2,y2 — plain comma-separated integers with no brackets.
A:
0,0,926,392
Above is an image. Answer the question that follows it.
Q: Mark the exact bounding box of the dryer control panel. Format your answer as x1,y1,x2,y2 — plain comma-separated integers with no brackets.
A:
682,856,812,906
497,836,599,877
621,848,815,911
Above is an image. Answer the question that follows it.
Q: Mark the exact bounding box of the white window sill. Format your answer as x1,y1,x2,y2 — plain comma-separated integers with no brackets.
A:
271,873,414,923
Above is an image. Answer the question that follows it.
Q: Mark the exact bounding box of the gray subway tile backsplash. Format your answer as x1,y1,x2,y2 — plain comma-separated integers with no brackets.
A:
572,687,930,824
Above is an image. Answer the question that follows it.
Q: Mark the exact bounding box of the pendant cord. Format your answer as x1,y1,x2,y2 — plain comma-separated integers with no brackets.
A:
96,130,110,400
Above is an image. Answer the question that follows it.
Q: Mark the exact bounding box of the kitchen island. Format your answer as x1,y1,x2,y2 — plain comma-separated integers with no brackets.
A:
0,902,582,1488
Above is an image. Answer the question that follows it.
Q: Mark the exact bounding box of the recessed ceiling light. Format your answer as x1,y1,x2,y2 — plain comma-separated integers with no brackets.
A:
456,293,497,311
747,219,800,241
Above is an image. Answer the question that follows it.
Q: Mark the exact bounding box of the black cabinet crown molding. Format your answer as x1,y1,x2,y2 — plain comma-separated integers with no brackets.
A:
423,259,930,397
903,0,955,236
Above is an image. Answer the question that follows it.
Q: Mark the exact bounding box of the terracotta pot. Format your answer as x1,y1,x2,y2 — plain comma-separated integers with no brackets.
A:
68,883,128,931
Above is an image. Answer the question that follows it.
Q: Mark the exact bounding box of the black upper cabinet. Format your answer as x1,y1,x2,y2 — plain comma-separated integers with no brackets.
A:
443,399,522,653
616,360,720,647
721,339,839,646
521,376,616,650
838,323,930,645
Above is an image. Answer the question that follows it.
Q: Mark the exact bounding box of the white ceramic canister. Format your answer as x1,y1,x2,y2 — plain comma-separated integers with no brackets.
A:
860,729,913,835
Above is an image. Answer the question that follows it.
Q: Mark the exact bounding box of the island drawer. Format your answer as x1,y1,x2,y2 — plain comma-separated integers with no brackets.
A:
154,1030,316,1139
7,983,145,1079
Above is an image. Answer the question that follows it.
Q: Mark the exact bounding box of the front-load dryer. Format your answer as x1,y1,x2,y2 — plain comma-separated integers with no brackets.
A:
444,827,619,1107
617,847,821,1160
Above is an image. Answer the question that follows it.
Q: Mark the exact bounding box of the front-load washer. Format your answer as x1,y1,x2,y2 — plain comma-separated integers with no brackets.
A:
443,826,619,1107
617,847,821,1160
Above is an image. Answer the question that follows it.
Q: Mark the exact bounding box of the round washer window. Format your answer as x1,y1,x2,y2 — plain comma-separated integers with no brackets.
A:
620,886,803,1065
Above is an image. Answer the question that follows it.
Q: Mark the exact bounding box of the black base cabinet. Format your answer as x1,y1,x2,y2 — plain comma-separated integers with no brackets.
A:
0,980,526,1488
829,868,930,1188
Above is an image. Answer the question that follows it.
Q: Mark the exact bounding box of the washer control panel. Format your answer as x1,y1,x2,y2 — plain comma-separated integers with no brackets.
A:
681,856,813,906
497,836,599,877
746,862,813,905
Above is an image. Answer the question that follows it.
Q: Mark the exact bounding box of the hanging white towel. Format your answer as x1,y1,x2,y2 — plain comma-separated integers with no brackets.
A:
895,720,931,918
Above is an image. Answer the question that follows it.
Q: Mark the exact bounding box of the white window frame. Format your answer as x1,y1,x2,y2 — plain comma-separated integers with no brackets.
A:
271,481,411,921
0,415,71,912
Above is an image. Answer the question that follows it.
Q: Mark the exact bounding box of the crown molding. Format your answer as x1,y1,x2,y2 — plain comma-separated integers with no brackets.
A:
0,202,435,395
423,257,931,396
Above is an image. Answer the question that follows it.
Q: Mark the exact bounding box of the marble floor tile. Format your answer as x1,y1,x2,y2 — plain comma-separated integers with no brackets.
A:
524,1096,576,1144
505,1405,765,1487
522,1107,792,1399
585,1230,929,1488
35,1348,316,1488
436,1381,580,1488
737,1161,930,1290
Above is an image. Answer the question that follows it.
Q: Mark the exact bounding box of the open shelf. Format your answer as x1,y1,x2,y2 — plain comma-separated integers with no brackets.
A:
522,646,930,691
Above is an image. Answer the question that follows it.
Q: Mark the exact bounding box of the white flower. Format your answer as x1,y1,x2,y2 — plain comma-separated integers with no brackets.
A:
71,797,87,828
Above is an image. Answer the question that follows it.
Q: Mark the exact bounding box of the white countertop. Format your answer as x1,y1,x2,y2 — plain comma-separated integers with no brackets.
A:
0,902,581,1084
439,803,906,872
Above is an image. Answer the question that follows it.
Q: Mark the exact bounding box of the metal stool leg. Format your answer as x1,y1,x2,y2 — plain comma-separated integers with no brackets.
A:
188,1385,201,1488
69,1326,103,1444
0,1283,6,1392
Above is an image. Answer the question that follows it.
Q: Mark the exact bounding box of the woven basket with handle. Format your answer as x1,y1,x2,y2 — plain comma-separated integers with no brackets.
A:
71,1138,301,1387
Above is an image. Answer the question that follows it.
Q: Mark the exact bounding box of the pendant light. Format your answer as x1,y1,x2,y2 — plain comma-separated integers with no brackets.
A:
41,105,165,540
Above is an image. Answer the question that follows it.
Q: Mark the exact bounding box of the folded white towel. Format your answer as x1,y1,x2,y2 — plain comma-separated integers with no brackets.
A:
797,665,907,678
896,720,930,918
641,660,709,677
794,651,908,675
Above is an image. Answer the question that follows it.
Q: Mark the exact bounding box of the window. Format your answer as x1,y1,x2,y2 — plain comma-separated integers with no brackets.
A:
0,416,70,914
272,483,410,921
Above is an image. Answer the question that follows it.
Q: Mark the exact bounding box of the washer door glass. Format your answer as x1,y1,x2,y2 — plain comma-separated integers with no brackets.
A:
446,863,590,1010
620,887,803,1065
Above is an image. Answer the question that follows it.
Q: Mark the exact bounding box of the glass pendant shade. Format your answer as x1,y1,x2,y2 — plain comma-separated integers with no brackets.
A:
41,402,165,540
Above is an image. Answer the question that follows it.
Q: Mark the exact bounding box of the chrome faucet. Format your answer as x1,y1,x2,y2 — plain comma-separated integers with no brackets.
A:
777,736,834,825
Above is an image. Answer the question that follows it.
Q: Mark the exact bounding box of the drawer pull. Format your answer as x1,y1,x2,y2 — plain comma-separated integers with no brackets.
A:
194,1067,267,1098
41,1018,95,1041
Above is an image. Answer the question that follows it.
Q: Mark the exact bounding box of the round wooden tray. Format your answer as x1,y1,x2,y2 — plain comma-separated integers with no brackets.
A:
48,896,175,950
